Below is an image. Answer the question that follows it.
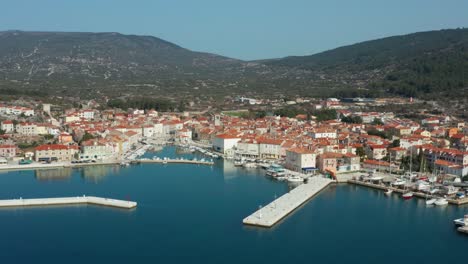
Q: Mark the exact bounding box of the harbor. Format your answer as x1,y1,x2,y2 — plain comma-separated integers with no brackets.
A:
0,196,137,209
243,176,333,227
0,154,467,263
348,178,468,205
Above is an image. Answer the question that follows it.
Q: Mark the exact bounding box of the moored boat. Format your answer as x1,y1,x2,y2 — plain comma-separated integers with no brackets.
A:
402,192,413,200
454,215,468,226
392,179,406,186
287,175,304,183
434,198,448,206
425,198,437,205
384,189,393,196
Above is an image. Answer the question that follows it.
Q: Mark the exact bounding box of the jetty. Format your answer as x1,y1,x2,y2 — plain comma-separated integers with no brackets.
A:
134,159,214,166
348,179,468,205
243,177,333,227
0,196,137,209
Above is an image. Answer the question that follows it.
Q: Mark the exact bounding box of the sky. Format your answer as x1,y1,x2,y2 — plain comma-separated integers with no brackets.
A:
2,0,468,60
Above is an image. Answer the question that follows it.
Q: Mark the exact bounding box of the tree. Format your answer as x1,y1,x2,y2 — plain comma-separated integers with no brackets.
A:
367,129,389,139
356,147,366,161
313,109,337,122
372,118,384,125
341,115,363,124
43,134,54,140
81,132,94,143
390,139,400,148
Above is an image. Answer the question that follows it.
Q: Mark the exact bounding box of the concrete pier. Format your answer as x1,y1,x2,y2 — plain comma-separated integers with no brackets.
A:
135,159,214,166
243,177,333,227
0,196,137,209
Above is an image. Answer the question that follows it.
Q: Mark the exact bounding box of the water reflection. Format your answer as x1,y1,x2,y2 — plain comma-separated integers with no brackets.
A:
79,165,121,183
34,168,72,181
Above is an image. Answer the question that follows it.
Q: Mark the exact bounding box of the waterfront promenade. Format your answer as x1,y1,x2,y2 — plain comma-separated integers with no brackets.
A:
0,196,137,209
243,177,333,227
0,161,123,172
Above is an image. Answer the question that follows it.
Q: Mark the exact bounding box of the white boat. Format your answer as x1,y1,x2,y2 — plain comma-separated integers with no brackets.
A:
287,175,304,183
434,198,448,206
234,162,244,167
443,186,459,195
402,192,413,200
275,176,287,181
384,189,393,196
392,179,406,186
243,162,257,168
416,181,431,192
426,198,437,205
454,215,468,226
369,176,384,181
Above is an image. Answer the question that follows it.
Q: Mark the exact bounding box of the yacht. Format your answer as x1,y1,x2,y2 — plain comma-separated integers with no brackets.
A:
456,192,466,199
275,176,287,181
287,175,304,183
243,162,257,168
416,181,431,192
434,198,448,206
402,192,413,200
426,198,437,205
369,175,384,181
454,215,468,226
443,186,459,195
234,160,244,167
392,179,406,186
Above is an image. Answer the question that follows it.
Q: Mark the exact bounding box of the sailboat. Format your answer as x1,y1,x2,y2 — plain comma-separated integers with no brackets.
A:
402,147,414,200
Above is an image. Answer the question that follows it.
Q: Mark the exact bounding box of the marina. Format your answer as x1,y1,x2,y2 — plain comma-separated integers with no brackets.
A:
243,176,333,227
348,179,468,205
0,196,137,209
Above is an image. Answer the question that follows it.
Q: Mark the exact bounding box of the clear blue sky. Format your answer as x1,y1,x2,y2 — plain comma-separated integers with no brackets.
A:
2,0,468,60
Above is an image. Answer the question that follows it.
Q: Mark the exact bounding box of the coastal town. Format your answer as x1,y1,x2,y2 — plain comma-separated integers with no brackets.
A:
1,96,468,231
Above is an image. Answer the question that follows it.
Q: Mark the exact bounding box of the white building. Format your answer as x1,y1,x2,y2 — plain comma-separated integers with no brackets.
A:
285,148,317,174
213,134,241,154
258,139,283,159
1,120,14,133
15,122,37,136
236,140,260,158
308,128,337,139
142,125,154,137
78,110,95,120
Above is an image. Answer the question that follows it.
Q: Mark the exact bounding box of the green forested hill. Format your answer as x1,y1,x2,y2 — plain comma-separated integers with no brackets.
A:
266,28,468,98
0,29,467,99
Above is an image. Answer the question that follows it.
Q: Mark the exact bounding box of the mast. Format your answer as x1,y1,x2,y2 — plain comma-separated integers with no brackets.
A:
409,147,412,175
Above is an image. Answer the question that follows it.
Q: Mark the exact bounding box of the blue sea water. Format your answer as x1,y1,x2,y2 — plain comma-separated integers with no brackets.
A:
0,146,467,264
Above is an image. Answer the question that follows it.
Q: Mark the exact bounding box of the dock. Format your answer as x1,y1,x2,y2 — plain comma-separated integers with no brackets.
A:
0,196,137,209
243,177,333,227
348,179,468,205
134,159,214,166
